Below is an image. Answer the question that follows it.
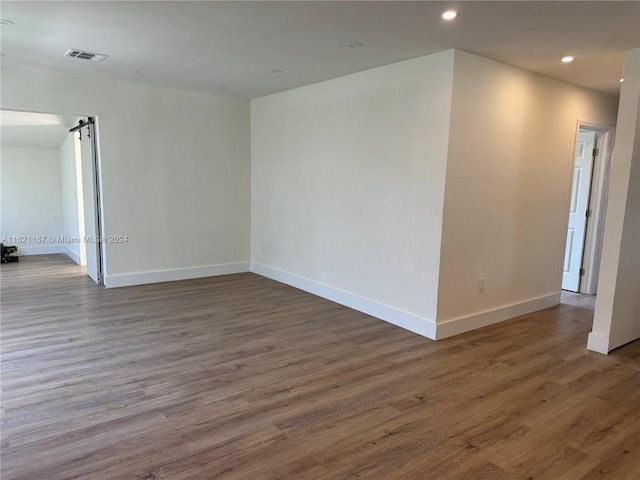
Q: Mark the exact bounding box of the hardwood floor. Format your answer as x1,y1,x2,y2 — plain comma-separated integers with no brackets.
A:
560,290,597,309
1,255,639,480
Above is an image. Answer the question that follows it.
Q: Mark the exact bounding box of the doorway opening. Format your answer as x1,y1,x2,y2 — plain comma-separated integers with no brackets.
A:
0,109,105,285
562,122,614,295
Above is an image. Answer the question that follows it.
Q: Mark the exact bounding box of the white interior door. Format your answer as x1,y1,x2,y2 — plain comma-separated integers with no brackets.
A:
78,120,102,284
562,130,595,292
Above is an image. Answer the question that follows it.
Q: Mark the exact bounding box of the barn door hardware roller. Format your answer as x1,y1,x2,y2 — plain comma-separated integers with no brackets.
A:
69,117,95,140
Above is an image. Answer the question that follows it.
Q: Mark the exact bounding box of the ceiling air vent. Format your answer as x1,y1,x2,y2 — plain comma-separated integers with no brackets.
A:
63,49,109,62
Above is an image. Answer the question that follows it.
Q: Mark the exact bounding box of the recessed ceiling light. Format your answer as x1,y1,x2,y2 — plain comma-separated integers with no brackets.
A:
561,56,574,63
348,42,363,48
0,19,15,25
619,78,624,83
442,10,458,20
270,69,283,74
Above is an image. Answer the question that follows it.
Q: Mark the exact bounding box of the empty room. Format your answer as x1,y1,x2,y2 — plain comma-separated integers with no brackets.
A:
1,1,639,479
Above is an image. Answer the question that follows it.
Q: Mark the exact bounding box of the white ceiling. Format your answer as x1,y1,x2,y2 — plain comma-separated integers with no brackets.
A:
0,1,638,99
0,110,78,149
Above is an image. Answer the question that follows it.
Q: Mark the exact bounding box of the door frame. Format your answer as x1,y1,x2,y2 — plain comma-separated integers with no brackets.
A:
2,107,106,284
565,120,615,294
92,116,107,284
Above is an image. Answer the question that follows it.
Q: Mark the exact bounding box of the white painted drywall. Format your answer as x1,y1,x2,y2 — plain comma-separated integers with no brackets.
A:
0,146,65,254
250,48,622,339
437,50,619,328
590,48,640,353
251,50,455,329
58,132,82,263
0,67,251,284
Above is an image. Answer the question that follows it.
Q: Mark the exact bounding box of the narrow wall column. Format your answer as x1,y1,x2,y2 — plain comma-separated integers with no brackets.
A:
588,48,640,353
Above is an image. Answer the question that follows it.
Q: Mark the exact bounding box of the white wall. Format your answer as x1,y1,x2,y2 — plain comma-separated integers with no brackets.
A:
251,50,455,337
2,50,630,343
434,51,619,336
0,67,251,286
0,146,65,254
251,49,621,340
589,48,640,353
58,132,82,264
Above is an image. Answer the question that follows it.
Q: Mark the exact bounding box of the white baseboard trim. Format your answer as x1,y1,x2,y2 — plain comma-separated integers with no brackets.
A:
250,262,437,340
104,262,250,288
587,332,610,354
435,292,561,340
14,244,66,256
64,245,81,265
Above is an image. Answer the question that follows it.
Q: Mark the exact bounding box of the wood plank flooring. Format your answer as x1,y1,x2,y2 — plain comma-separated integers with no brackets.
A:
1,254,639,479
